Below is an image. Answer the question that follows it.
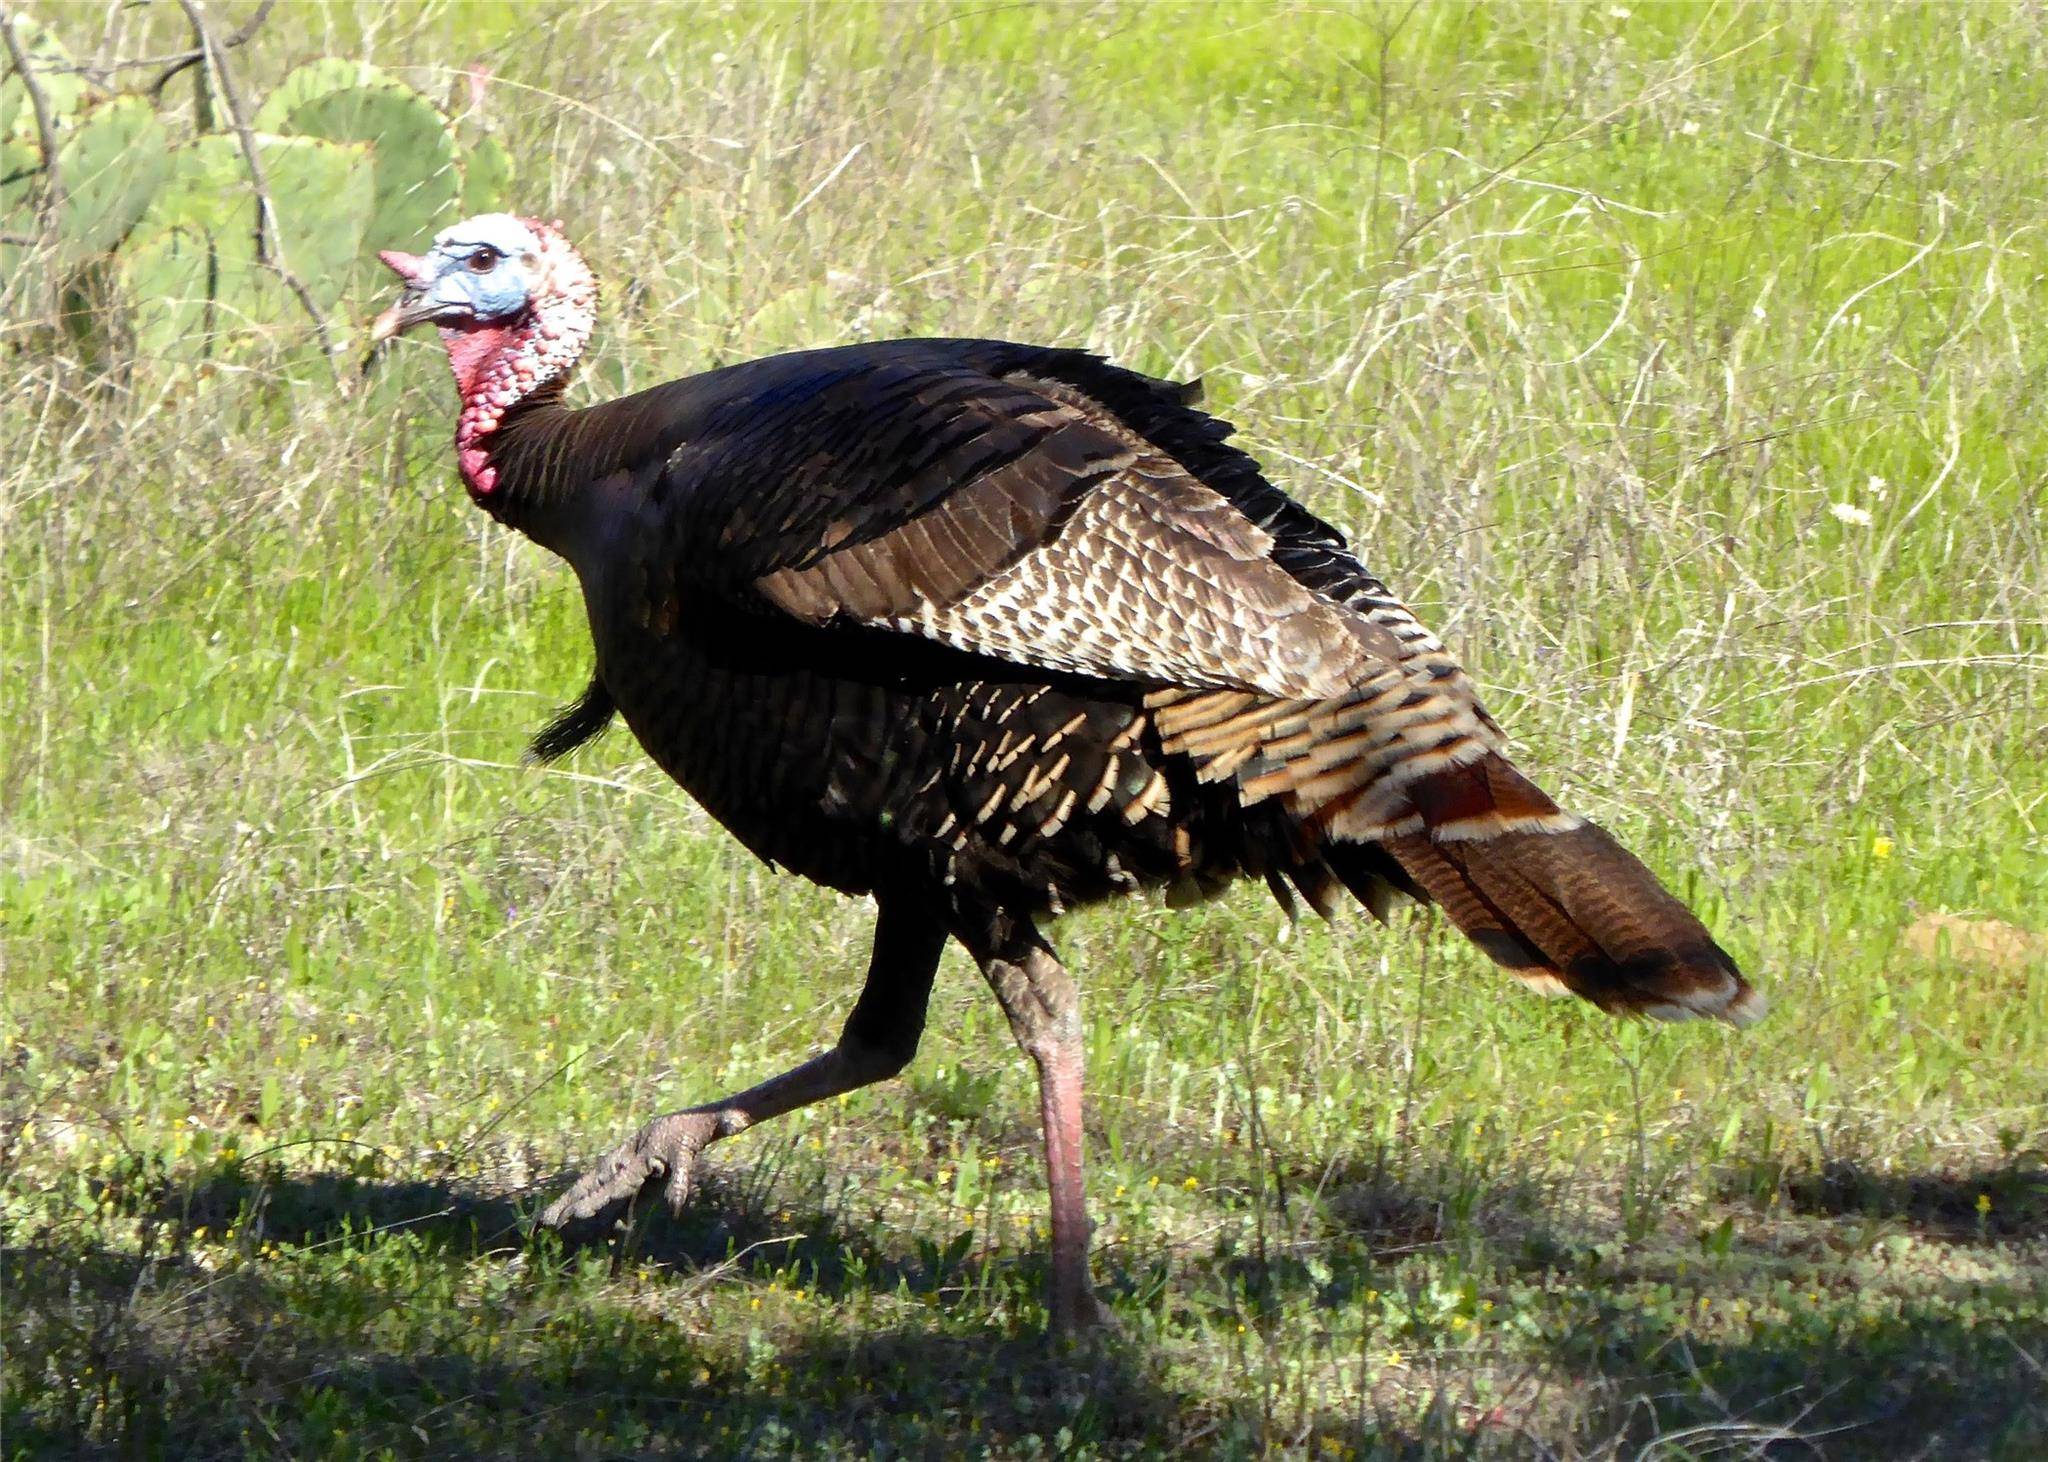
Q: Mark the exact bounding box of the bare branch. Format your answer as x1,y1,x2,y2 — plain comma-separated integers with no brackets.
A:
148,0,272,100
175,0,345,387
0,5,66,231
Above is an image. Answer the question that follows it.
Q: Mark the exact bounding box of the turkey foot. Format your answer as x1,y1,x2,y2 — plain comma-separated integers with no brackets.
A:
540,906,946,1236
538,1039,905,1233
540,1107,723,1228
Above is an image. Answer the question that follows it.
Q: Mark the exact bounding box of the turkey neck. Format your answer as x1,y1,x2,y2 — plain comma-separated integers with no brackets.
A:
472,385,678,569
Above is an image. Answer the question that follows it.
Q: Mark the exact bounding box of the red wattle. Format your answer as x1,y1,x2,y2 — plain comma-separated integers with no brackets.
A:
444,322,515,400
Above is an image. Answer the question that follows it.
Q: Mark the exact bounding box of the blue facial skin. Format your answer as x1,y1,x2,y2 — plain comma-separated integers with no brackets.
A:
422,218,538,322
441,259,531,320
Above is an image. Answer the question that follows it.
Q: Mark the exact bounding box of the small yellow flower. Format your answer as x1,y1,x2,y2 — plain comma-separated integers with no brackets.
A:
1183,1176,1199,1191
1872,835,1894,860
1976,1192,1992,1215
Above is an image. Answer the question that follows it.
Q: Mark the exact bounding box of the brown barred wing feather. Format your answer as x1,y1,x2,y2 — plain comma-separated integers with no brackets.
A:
668,365,1401,702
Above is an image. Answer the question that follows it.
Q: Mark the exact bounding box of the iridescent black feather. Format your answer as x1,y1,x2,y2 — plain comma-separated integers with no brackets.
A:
528,671,616,764
476,338,1757,1025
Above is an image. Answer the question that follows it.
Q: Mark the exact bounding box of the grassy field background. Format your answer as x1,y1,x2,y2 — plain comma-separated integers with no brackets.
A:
5,2,2046,1456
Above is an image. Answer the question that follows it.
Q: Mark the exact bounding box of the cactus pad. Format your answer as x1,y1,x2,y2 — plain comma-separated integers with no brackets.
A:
126,133,375,357
251,59,390,133
57,96,167,257
268,80,460,273
1,19,91,145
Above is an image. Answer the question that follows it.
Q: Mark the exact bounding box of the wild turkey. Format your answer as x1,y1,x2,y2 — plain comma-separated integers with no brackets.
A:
370,213,1762,1332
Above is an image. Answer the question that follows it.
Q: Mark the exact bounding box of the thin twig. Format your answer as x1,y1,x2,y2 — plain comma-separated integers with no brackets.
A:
147,0,272,100
1391,23,1782,257
0,5,65,230
175,0,345,386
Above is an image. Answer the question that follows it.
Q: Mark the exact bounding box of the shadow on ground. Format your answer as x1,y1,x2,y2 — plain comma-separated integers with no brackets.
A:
1768,1157,2047,1241
3,1235,1190,1458
4,1154,2044,1457
7,1158,1223,1456
131,1155,985,1302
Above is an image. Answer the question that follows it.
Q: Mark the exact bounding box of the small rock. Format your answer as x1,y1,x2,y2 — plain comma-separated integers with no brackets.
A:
1903,912,2048,972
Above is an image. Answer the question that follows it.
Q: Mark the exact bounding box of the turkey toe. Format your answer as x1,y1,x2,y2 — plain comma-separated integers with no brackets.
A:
540,1110,718,1229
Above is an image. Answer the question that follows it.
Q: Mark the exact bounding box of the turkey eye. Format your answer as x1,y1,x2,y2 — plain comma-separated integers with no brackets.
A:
466,246,501,273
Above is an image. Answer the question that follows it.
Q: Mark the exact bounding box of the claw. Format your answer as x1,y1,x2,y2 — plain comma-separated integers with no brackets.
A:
539,1110,718,1232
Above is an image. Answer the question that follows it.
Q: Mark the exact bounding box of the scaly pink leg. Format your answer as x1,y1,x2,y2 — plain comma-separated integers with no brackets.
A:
972,919,1111,1335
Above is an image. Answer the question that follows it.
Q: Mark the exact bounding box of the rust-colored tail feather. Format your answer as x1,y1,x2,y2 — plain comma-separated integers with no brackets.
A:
1332,755,1762,1026
1149,638,1759,1023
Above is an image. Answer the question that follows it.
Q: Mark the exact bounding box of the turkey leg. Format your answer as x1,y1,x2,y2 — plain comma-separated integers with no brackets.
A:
966,914,1111,1334
541,901,946,1230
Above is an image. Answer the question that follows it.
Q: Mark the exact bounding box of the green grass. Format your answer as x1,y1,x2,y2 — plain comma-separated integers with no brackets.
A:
5,2,2045,1456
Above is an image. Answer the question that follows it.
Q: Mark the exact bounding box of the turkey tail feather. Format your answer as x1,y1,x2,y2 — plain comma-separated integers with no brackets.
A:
1155,671,1760,1024
1339,755,1762,1025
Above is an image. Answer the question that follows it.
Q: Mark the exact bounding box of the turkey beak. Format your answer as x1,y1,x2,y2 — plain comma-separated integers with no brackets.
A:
368,249,440,344
363,251,440,376
368,293,436,345
362,292,431,380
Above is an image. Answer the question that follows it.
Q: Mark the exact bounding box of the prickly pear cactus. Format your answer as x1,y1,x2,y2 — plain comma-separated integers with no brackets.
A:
3,19,98,294
263,138,378,300
56,96,167,257
262,67,461,278
124,134,374,359
1,134,37,232
116,224,212,364
9,42,502,369
1,135,39,294
250,58,389,132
